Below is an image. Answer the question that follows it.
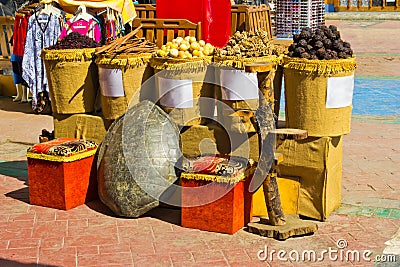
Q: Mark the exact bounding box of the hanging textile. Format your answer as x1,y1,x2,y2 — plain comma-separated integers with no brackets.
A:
60,18,102,42
53,0,136,23
22,12,61,112
13,13,30,57
11,13,31,86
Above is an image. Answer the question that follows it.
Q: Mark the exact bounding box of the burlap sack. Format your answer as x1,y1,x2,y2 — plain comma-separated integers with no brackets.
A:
283,56,357,137
150,57,214,126
95,53,153,120
214,55,278,133
42,49,98,114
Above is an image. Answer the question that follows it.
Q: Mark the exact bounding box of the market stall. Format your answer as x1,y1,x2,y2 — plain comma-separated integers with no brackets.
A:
11,0,357,239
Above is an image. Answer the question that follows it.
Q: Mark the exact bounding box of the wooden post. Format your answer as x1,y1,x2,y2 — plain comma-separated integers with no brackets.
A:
246,62,286,227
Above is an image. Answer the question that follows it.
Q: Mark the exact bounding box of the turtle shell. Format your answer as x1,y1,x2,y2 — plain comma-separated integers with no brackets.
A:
97,100,181,217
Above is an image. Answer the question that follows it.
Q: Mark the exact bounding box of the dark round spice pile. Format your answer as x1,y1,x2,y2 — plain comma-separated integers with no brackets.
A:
47,32,101,50
288,25,353,60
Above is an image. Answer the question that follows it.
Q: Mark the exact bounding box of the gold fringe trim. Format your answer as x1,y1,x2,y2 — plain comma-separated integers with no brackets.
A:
27,149,97,163
213,55,278,70
95,53,153,69
181,167,256,185
150,56,212,72
42,48,96,62
283,56,357,76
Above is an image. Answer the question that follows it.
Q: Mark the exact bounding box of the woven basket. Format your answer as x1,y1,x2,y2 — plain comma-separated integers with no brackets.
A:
214,55,278,133
283,56,357,136
42,48,98,114
150,56,214,126
95,53,153,120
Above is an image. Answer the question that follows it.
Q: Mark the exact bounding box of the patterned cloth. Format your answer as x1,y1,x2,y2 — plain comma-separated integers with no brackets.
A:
28,138,98,157
60,18,102,42
182,155,252,177
55,0,137,23
22,12,61,112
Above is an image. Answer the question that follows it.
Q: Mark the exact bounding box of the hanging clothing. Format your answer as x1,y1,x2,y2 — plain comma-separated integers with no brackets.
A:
11,54,27,86
22,12,61,112
12,13,30,86
60,18,101,42
12,13,30,57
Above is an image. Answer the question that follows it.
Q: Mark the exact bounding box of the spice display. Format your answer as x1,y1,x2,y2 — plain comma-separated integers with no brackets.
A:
215,31,278,58
47,32,101,50
288,25,353,60
96,26,157,55
156,36,215,59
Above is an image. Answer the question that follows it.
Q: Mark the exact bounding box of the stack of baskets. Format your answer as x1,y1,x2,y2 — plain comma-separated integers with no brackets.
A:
42,48,108,144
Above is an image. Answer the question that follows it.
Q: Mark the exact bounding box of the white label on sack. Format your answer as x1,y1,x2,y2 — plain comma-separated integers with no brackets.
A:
99,67,124,97
158,77,194,108
326,75,354,108
220,69,259,100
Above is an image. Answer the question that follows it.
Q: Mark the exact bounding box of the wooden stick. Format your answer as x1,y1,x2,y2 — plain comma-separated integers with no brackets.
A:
114,25,143,50
96,25,143,55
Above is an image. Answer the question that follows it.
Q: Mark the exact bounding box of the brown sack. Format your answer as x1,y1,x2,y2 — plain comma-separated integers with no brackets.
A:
42,49,98,114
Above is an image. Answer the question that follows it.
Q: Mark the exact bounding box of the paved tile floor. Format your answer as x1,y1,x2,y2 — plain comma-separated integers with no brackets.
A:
0,19,399,266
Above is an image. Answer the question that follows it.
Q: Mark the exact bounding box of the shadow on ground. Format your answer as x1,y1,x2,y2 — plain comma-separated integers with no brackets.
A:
0,160,28,180
0,258,58,267
86,199,181,226
0,96,35,115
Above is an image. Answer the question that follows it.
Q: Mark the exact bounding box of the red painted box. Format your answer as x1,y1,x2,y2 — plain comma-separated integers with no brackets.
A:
181,156,254,234
27,138,98,210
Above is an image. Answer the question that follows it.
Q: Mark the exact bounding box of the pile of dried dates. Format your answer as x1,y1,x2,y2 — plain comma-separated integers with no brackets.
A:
288,25,353,60
47,32,101,50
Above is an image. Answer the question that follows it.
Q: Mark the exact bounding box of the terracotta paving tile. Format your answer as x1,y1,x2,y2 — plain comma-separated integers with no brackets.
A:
78,252,133,266
151,225,175,234
32,220,67,238
0,240,9,250
55,207,97,221
172,261,200,267
169,252,194,264
0,257,38,267
116,218,138,227
179,260,230,267
132,254,172,266
87,217,117,227
39,237,64,249
229,260,267,267
0,227,33,240
68,219,89,228
152,232,182,243
0,247,38,259
99,242,131,254
76,245,99,256
8,238,40,249
222,248,251,261
67,224,117,237
8,212,35,222
39,247,77,267
267,260,295,266
64,234,119,247
192,250,227,263
0,201,29,214
153,241,193,254
0,215,9,222
33,211,57,222
117,225,152,239
129,242,155,256
0,220,34,229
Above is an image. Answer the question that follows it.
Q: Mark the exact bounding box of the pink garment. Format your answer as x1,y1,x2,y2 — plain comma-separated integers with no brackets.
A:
60,18,101,42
